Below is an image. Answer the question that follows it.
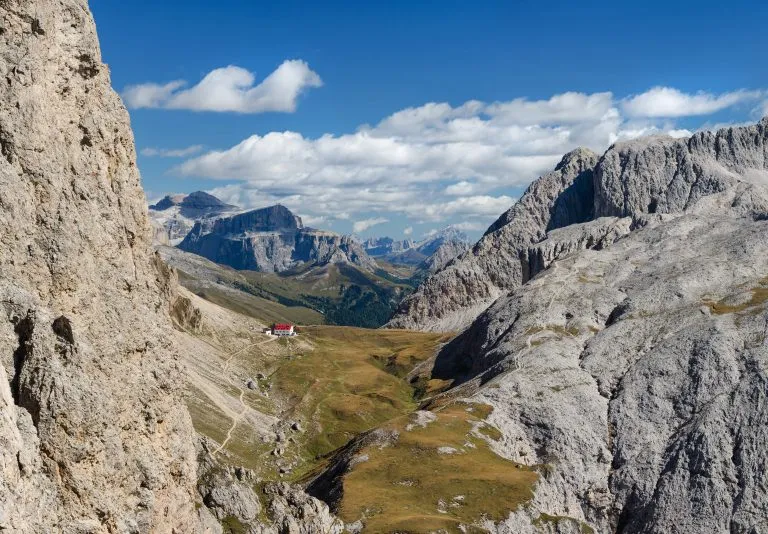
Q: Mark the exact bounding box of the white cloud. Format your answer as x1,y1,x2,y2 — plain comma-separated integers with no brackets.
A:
141,145,204,158
445,181,476,196
622,87,763,118
353,217,389,233
175,85,764,233
759,100,768,118
451,221,485,232
302,214,328,227
123,60,322,113
403,226,413,236
486,92,615,125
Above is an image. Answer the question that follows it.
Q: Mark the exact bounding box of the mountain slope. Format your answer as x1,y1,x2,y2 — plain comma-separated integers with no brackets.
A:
0,2,201,530
179,204,377,273
149,191,239,245
390,121,768,333
388,148,599,332
160,245,410,328
377,119,768,532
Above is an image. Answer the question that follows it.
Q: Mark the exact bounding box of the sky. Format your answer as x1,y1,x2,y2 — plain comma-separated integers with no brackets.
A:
91,0,768,239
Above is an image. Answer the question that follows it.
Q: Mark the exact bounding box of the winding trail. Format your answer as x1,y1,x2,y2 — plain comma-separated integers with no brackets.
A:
213,335,278,456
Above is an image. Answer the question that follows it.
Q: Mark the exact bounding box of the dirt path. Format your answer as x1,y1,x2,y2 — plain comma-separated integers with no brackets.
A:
213,337,275,456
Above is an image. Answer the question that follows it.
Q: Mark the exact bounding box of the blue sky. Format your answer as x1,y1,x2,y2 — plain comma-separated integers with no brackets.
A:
92,0,768,239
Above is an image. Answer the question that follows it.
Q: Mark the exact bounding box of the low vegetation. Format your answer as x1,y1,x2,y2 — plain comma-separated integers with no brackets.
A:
703,278,768,315
337,402,538,533
270,326,452,472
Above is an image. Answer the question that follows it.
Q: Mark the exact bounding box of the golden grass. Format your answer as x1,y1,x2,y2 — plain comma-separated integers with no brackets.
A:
338,402,537,533
268,326,451,475
703,285,768,315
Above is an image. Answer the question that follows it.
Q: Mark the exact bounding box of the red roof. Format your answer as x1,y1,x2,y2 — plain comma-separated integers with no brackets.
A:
273,323,293,330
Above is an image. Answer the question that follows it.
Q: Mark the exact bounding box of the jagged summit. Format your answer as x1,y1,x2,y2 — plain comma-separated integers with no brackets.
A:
389,119,768,333
149,190,239,245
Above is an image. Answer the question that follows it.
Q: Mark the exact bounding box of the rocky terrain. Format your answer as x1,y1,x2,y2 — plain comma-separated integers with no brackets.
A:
377,119,768,532
0,1,202,530
149,191,239,245
0,2,348,532
179,204,377,273
5,0,768,533
388,148,599,332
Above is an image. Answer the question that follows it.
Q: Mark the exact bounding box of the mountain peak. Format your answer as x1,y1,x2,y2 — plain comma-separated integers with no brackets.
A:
150,191,237,212
554,147,599,172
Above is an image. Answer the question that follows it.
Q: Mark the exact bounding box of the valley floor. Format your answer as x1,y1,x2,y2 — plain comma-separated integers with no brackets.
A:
175,288,540,533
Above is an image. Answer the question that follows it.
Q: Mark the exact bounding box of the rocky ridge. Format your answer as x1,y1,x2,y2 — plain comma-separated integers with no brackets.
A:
388,148,599,331
389,121,768,332
0,2,343,532
0,1,201,530
149,191,239,245
389,118,768,532
178,204,377,273
364,226,471,273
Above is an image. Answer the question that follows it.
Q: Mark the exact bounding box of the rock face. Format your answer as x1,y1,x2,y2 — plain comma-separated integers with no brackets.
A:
149,191,239,245
179,204,377,273
388,148,599,332
390,121,768,333
421,119,768,532
0,1,202,531
362,236,417,257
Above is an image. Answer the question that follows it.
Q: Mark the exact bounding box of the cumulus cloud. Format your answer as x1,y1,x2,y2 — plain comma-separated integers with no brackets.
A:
353,217,389,233
403,226,413,236
175,85,764,234
451,221,485,232
123,60,322,113
141,145,204,158
444,181,476,196
622,87,763,118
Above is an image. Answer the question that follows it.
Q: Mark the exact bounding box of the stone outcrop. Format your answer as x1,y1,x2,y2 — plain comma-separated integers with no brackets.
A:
0,1,202,531
432,207,768,533
149,191,239,245
388,148,599,332
390,120,768,333
417,118,768,532
179,204,377,273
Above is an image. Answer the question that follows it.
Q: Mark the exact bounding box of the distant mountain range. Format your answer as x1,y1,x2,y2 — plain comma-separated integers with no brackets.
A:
148,193,473,327
361,226,471,272
177,204,376,273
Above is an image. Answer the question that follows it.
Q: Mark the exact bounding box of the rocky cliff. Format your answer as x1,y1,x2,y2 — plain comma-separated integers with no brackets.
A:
400,118,768,532
149,191,239,245
0,1,203,531
389,122,768,332
388,148,599,331
178,204,377,273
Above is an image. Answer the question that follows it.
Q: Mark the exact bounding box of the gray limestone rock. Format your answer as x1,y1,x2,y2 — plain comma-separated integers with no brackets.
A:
432,194,768,533
178,205,377,273
0,0,202,531
390,120,768,334
388,148,599,332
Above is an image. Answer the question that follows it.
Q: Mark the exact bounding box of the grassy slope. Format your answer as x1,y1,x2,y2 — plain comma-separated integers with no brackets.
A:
338,402,538,533
181,289,539,533
176,259,411,328
268,326,453,474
